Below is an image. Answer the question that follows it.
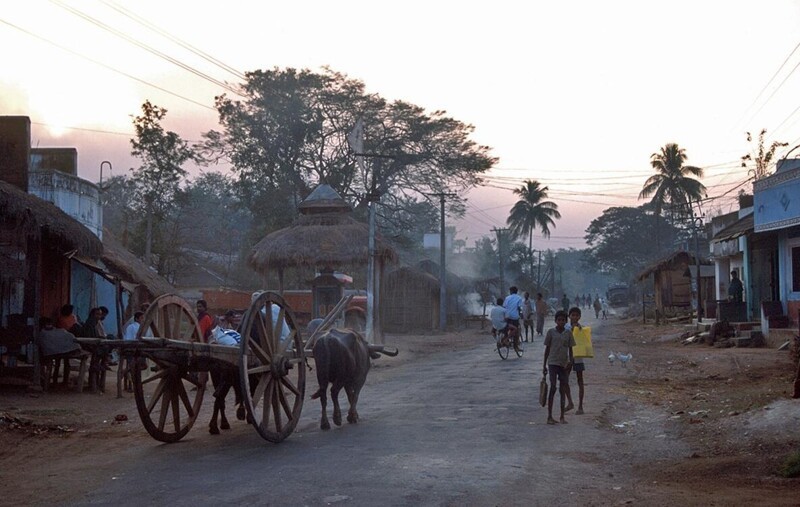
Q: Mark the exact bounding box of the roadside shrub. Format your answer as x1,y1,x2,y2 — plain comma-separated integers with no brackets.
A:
778,450,800,478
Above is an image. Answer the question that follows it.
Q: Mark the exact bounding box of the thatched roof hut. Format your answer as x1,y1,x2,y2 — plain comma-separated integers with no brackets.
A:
101,228,174,298
382,266,440,332
248,184,397,275
0,180,102,257
637,250,714,316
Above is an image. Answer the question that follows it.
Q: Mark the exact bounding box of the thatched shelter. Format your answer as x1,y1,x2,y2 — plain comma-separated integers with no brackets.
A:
637,250,713,317
381,266,440,332
248,185,397,279
248,184,397,339
0,180,102,257
1,181,102,383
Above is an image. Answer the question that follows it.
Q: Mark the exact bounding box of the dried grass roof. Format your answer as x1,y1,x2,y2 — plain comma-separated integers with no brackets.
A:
248,212,398,273
636,250,711,281
0,180,102,257
101,228,173,297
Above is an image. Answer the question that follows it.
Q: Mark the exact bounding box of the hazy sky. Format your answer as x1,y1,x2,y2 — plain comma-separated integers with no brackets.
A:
3,0,800,249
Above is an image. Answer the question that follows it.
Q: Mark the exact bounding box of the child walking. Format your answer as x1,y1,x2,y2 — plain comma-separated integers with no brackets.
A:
542,310,575,424
564,306,586,415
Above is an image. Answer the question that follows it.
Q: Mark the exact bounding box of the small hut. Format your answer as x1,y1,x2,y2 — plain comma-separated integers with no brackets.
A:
637,251,713,317
0,180,102,382
382,266,440,332
248,185,397,338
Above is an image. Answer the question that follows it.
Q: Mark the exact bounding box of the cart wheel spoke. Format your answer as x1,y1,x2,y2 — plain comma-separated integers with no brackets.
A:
171,389,181,432
142,368,169,385
280,376,300,397
262,379,274,429
248,339,271,365
157,385,171,431
251,375,270,410
147,377,169,414
177,381,194,418
271,386,283,433
257,311,274,356
276,382,293,422
248,364,271,375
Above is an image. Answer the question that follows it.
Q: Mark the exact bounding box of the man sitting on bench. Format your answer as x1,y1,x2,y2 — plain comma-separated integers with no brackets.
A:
37,317,90,387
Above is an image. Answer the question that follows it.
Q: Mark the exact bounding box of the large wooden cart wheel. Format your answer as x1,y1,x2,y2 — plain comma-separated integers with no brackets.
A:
132,295,207,443
239,291,305,443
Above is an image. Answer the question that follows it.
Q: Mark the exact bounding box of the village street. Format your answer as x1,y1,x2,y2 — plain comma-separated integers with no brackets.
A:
1,312,798,506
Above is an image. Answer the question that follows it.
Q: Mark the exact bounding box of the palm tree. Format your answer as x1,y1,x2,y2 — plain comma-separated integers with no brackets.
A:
639,143,706,248
506,180,561,288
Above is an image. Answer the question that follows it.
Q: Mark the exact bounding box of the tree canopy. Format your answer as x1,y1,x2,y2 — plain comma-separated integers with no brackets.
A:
584,204,680,280
204,67,497,235
506,179,560,286
639,143,706,219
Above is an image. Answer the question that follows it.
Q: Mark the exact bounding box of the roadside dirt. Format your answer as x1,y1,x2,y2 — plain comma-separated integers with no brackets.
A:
0,317,798,505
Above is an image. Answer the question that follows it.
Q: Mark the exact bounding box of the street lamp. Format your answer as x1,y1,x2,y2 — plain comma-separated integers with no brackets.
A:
100,160,112,187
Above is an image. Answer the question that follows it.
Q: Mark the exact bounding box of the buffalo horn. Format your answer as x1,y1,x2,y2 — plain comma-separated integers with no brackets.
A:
368,344,399,357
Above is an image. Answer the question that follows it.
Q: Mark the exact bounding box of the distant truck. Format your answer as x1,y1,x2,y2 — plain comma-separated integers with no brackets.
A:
606,283,630,307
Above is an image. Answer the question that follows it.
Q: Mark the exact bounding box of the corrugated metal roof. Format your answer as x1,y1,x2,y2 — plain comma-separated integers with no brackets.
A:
711,213,753,243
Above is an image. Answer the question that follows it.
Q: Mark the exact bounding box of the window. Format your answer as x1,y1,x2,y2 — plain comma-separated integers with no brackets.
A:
793,246,800,292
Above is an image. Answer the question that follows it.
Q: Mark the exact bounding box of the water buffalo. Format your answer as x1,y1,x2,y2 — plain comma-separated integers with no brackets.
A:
310,327,398,430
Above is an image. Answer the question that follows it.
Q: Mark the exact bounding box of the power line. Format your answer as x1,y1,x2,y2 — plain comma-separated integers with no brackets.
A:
50,0,243,96
100,0,246,80
734,39,800,131
0,17,215,111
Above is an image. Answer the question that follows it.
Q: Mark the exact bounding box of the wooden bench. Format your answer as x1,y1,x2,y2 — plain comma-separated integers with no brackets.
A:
41,351,89,393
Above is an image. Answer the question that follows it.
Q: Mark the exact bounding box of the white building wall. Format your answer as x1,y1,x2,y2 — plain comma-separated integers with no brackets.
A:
28,169,102,239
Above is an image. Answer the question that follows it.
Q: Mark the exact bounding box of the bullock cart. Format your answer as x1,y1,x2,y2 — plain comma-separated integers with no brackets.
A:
79,291,308,444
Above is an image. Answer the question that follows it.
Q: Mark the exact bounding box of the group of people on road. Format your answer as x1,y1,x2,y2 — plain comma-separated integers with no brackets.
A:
491,286,594,426
490,288,551,348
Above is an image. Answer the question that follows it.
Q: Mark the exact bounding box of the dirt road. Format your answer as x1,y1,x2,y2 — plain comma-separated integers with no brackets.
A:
1,311,797,506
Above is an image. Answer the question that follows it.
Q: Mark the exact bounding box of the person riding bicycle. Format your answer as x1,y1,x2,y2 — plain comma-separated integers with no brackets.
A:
490,297,508,348
503,286,523,349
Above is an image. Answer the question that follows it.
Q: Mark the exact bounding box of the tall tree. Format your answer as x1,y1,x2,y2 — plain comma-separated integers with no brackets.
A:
204,67,496,238
506,180,560,289
584,204,680,280
741,128,788,181
638,143,706,248
130,100,201,266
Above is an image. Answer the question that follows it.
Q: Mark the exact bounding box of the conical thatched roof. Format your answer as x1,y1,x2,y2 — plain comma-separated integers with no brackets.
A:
101,228,174,297
0,180,102,257
248,184,397,273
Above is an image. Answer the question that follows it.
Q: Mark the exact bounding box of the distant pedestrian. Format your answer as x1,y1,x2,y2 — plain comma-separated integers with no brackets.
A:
561,294,570,312
535,293,548,337
593,297,601,319
521,292,533,342
728,270,744,302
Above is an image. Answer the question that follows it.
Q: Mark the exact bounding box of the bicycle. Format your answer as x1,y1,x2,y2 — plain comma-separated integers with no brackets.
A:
496,324,524,360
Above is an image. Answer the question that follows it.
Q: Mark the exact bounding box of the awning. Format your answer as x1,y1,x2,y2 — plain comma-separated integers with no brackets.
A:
712,213,753,243
67,251,120,287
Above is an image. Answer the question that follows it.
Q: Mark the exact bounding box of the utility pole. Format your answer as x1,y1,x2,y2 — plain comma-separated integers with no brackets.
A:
432,192,456,331
689,199,705,324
